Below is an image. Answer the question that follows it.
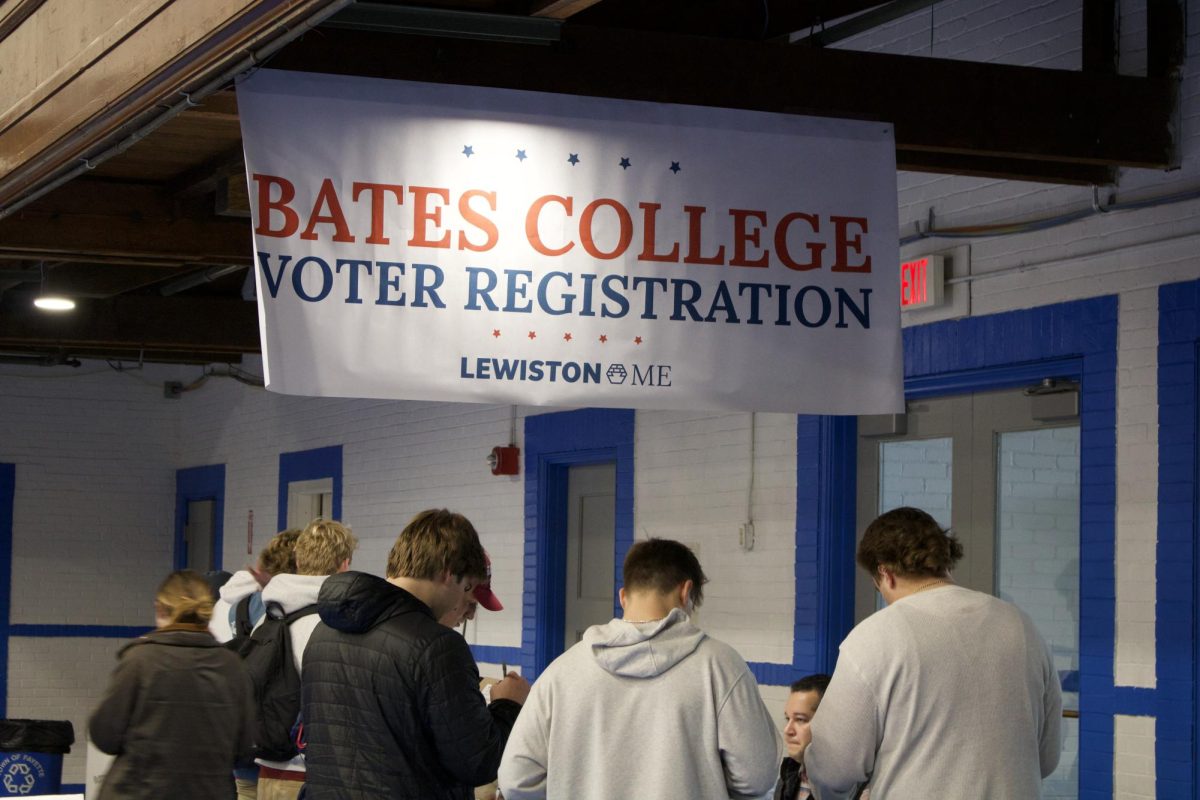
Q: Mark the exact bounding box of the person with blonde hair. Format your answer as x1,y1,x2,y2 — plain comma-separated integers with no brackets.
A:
254,518,357,799
89,570,254,800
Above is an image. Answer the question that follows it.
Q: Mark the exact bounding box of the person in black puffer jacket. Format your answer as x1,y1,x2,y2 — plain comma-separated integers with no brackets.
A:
301,509,530,800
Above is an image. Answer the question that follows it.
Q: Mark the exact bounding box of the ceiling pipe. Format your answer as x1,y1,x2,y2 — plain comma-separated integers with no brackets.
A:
0,0,355,223
0,353,81,368
324,4,562,44
792,0,941,47
159,264,247,296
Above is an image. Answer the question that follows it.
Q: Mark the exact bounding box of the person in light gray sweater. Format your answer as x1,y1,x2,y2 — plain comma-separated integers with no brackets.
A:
497,538,782,800
803,507,1062,799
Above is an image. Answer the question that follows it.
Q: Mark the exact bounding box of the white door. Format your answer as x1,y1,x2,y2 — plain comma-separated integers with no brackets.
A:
184,499,216,572
287,478,334,529
564,462,616,645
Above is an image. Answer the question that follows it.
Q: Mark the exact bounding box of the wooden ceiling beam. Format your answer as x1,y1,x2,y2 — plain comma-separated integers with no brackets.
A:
168,144,246,199
896,151,1115,186
0,295,260,354
529,0,605,20
269,23,1174,170
569,0,885,41
0,179,254,266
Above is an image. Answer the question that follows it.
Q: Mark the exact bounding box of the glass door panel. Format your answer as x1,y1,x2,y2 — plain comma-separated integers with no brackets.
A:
996,427,1080,799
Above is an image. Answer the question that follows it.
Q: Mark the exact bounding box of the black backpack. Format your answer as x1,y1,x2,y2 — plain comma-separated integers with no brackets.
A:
232,594,255,639
227,601,318,762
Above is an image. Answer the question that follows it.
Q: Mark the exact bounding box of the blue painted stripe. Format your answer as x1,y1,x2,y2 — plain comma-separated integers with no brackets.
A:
1111,687,1157,717
794,416,821,676
0,463,14,718
524,409,634,680
8,625,150,639
905,356,1083,399
470,644,522,666
1157,278,1199,795
817,416,856,674
61,784,84,794
749,661,796,687
794,415,857,678
175,464,226,571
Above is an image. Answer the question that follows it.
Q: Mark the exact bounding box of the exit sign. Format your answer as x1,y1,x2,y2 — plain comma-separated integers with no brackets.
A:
900,254,944,310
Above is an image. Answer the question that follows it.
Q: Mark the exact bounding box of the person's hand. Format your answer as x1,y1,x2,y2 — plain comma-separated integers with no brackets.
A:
491,671,531,705
249,564,271,588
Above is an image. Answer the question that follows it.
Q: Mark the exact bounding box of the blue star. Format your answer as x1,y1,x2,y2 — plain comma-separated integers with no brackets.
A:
463,145,474,157
568,153,580,166
516,149,527,161
619,157,632,170
669,161,681,174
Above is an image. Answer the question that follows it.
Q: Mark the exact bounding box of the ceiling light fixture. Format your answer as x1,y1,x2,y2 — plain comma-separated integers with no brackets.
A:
33,262,75,312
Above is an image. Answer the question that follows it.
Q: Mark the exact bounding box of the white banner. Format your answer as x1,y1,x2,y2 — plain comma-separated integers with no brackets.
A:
237,69,903,413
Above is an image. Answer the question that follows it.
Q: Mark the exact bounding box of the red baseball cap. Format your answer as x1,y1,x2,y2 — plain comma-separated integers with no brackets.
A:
473,551,503,612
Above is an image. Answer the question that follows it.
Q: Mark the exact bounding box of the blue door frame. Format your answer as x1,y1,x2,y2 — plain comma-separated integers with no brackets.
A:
277,445,343,531
1157,279,1200,797
174,464,226,571
520,409,634,678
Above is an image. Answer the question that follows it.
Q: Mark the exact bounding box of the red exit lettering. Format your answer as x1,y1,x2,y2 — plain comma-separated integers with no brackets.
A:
900,254,944,310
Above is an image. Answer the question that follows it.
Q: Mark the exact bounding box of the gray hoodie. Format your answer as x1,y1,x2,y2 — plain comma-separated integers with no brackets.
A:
498,608,782,800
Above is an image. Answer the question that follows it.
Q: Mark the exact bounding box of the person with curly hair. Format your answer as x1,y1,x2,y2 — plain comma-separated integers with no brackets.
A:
803,506,1062,799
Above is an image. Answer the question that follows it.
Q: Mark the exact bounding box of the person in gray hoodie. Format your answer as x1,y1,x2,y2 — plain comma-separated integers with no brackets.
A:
497,538,782,800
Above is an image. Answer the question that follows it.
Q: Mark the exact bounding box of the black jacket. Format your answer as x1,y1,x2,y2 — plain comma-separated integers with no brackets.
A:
775,757,804,800
302,571,521,800
88,627,255,800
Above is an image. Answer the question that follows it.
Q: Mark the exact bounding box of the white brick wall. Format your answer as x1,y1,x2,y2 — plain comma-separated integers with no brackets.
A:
6,637,127,785
1114,715,1156,800
996,426,1080,799
0,364,184,626
1116,290,1159,689
879,438,953,525
633,411,797,664
759,683,790,734
176,365,530,650
997,426,1080,672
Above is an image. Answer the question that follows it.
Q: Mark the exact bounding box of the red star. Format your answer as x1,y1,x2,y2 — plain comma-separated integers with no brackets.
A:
634,336,643,345
599,335,608,343
528,331,537,340
563,333,573,342
492,329,501,338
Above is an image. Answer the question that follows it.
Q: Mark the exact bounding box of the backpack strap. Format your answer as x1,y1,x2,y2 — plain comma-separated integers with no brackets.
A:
284,604,319,625
234,595,255,638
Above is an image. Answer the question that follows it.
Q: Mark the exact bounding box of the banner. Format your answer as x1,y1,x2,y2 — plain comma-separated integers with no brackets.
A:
238,69,903,413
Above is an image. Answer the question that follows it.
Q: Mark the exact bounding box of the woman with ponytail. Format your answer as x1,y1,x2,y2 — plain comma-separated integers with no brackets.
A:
90,569,255,800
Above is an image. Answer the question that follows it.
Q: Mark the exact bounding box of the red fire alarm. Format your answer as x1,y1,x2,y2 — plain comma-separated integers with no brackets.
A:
489,446,520,476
